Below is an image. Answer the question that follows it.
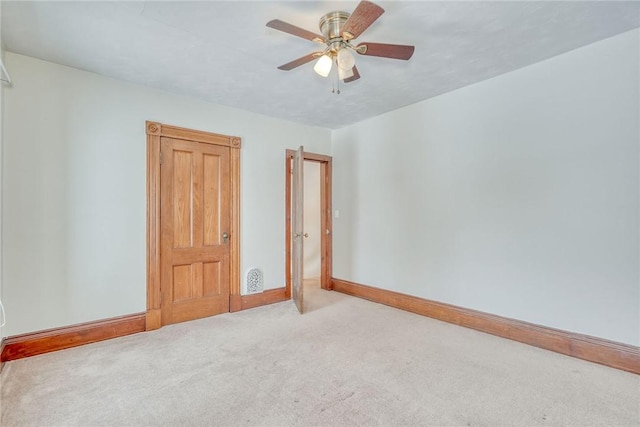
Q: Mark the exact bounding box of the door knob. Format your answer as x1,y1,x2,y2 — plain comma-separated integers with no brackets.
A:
222,232,229,243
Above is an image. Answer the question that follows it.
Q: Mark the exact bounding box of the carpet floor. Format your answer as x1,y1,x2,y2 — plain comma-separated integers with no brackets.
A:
1,280,638,426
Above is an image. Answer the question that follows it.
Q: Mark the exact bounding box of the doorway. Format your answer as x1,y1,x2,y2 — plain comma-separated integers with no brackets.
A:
146,121,241,330
285,150,332,307
303,162,322,283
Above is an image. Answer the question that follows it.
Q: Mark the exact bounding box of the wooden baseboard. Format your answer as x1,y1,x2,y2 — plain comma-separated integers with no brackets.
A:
0,313,146,362
332,278,640,375
230,288,288,313
239,287,288,310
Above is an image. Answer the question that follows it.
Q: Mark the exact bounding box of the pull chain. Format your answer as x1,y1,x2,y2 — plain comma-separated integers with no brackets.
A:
334,58,341,94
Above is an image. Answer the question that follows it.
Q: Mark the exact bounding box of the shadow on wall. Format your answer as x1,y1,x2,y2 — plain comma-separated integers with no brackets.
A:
333,131,359,279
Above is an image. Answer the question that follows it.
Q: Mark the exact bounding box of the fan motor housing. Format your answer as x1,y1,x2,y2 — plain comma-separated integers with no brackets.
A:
319,11,350,39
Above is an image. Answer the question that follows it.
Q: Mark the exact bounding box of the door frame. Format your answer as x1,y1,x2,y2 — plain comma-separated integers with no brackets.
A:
146,121,241,330
285,150,333,295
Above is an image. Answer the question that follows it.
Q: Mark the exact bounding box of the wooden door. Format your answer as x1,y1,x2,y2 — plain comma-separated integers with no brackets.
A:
291,146,304,313
160,137,231,325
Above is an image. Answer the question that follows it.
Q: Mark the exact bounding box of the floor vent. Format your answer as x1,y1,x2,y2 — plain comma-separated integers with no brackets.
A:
246,268,264,294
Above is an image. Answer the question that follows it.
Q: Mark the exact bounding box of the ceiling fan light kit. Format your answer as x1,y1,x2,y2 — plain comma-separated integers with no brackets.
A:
266,0,415,91
337,48,355,71
313,54,333,77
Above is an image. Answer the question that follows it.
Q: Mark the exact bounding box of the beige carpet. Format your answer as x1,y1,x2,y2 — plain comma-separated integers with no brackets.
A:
1,279,638,426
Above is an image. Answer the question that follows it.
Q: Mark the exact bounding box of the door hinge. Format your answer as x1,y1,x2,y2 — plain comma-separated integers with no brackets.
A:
159,151,163,165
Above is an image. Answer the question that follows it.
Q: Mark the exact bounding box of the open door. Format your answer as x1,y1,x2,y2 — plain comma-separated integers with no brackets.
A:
292,146,304,313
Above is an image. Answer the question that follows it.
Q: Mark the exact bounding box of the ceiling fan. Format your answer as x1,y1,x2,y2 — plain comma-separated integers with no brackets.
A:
266,0,415,85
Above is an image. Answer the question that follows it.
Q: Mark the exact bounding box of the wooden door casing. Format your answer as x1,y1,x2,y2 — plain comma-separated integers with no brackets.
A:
146,121,241,331
285,150,333,299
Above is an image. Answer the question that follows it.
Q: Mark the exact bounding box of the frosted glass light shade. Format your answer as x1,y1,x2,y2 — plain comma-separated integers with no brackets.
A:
313,55,333,77
337,48,355,71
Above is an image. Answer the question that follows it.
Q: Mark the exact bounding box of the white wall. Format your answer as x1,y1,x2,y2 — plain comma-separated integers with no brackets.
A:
332,29,639,346
303,161,321,279
2,53,331,336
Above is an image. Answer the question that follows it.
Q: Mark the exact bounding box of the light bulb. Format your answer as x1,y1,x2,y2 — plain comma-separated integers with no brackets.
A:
338,66,354,81
337,48,355,71
313,55,333,77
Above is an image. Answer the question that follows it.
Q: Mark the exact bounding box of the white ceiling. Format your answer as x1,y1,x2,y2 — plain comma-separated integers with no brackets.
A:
3,1,639,129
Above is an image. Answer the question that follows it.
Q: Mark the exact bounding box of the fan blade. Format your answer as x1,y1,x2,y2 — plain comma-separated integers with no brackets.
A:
343,66,361,83
277,52,322,71
356,42,415,60
267,19,325,43
341,1,385,40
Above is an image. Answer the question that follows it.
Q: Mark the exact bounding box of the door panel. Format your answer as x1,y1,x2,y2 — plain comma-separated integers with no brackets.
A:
292,146,304,314
172,150,193,248
160,137,231,325
203,261,222,296
172,264,192,301
203,153,221,246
